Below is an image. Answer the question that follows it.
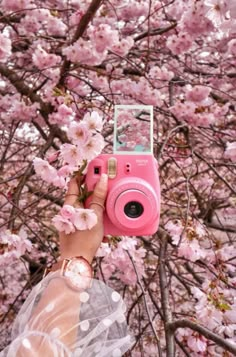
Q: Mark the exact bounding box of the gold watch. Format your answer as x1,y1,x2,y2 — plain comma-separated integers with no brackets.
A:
44,256,93,291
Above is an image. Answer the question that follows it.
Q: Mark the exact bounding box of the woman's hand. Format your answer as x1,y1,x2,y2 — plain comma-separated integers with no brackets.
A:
59,173,108,264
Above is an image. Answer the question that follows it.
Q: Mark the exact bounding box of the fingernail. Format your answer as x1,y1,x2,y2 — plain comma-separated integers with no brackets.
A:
100,173,108,183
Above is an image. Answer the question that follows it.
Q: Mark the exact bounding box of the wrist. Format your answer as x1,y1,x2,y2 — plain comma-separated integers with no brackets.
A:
50,255,93,273
60,251,94,265
44,256,93,291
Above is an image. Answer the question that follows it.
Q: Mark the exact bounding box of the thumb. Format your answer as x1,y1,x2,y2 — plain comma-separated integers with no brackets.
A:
90,173,108,216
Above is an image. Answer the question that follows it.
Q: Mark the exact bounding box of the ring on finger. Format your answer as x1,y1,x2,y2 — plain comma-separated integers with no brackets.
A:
89,201,105,210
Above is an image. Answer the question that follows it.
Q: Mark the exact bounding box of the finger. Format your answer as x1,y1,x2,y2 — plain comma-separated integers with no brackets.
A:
64,177,83,208
90,173,108,216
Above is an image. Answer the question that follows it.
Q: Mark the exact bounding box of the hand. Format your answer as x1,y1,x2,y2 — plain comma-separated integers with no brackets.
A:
58,173,108,264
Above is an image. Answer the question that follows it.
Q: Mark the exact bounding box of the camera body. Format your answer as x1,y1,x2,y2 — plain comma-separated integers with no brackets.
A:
85,154,160,236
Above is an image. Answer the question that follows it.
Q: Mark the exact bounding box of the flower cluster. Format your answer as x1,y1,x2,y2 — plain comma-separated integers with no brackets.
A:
62,24,134,66
97,237,146,285
224,141,236,162
52,204,97,233
32,45,61,70
165,220,207,262
166,32,193,55
0,229,32,266
0,33,11,62
33,111,104,188
33,111,104,233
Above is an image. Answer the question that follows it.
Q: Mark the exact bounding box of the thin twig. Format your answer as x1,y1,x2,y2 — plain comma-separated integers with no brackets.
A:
127,251,163,357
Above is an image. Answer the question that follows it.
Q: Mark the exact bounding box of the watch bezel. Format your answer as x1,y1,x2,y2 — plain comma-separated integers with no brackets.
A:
62,256,93,291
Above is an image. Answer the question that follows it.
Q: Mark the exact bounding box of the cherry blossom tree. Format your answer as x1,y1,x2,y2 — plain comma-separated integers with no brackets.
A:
0,0,236,355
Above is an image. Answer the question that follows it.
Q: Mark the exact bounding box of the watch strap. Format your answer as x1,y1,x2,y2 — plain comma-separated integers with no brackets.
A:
43,256,92,278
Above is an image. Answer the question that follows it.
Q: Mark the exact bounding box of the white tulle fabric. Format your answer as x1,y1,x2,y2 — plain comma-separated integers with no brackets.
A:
0,272,134,356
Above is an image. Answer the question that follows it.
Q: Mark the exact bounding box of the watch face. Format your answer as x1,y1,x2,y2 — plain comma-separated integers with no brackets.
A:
64,258,92,291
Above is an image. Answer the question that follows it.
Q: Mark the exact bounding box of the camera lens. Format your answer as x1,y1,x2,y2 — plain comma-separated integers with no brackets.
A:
124,201,144,218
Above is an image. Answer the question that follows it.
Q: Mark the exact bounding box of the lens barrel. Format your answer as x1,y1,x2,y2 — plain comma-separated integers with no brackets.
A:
124,201,144,218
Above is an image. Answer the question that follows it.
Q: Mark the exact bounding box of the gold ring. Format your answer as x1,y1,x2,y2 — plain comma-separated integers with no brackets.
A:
89,201,105,210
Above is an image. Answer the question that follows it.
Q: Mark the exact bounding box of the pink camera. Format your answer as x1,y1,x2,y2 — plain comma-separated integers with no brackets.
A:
85,154,160,236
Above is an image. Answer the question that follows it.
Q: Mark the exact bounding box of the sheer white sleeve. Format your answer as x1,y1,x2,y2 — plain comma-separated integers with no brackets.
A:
0,272,134,357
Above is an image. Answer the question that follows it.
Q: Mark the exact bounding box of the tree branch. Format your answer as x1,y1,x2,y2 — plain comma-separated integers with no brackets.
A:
0,63,68,144
134,22,177,42
127,251,163,357
58,0,104,85
194,151,236,195
158,231,175,357
169,318,236,355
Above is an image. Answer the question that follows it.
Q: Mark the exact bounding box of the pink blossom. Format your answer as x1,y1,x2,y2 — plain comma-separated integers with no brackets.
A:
82,133,105,160
100,262,116,280
118,236,137,251
52,175,67,188
1,0,31,11
96,243,112,257
191,287,205,300
63,38,107,66
60,143,83,166
171,101,196,119
32,46,61,70
182,5,215,37
57,165,74,177
83,111,103,132
187,335,207,352
178,239,206,262
49,105,75,125
0,34,12,62
46,16,67,37
46,151,60,163
110,37,134,56
205,0,229,25
165,220,183,245
224,299,236,324
60,205,76,220
90,24,119,53
0,229,32,265
100,237,147,285
119,3,149,20
148,65,175,82
217,324,236,338
52,215,75,234
67,122,91,145
110,247,128,261
195,222,206,238
186,85,211,103
33,157,58,183
70,10,84,26
228,2,236,18
228,39,236,55
166,32,193,55
193,113,215,127
73,208,97,230
225,142,236,162
118,267,137,285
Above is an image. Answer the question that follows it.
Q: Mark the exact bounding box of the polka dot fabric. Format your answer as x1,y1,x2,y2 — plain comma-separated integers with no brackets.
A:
0,273,134,357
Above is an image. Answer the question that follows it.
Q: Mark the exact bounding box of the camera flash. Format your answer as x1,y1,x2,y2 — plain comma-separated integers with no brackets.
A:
108,157,117,179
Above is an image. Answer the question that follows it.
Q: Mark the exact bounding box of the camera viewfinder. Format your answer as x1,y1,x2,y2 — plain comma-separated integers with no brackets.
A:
94,167,100,174
108,157,117,179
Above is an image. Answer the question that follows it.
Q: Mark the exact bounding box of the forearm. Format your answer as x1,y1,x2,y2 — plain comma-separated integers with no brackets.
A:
15,275,81,356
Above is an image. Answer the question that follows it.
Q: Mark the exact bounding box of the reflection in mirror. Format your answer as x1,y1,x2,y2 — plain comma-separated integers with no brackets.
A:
114,105,153,154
